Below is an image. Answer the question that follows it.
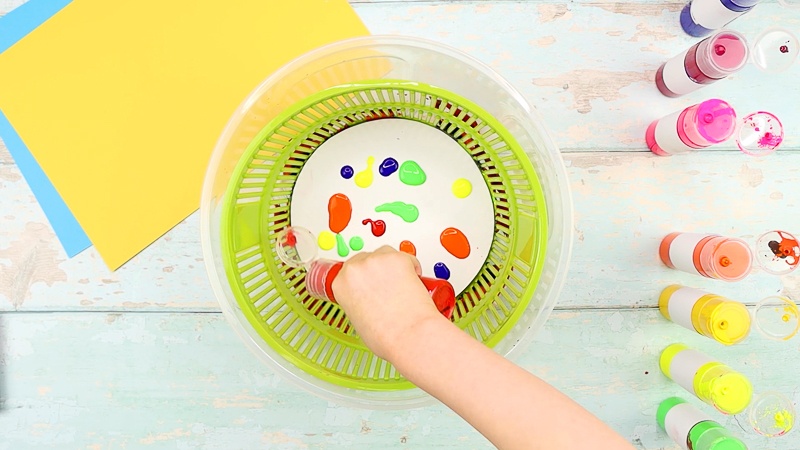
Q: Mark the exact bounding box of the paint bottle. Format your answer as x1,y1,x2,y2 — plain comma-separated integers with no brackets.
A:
657,397,747,450
659,232,752,282
659,285,750,345
659,344,753,415
680,0,759,37
305,259,457,319
655,30,748,97
645,99,736,156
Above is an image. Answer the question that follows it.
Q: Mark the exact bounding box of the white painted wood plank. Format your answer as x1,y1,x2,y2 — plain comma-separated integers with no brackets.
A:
2,150,797,311
353,2,800,152
0,310,795,449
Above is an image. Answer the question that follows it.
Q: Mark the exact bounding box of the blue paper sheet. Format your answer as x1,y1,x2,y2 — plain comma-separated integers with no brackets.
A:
0,0,90,257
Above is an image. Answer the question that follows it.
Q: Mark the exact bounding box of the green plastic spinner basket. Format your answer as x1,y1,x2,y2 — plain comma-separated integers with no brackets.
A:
221,80,546,391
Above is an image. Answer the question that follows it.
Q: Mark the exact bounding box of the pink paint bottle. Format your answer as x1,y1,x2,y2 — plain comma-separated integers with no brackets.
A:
660,232,753,282
646,99,736,156
655,30,748,97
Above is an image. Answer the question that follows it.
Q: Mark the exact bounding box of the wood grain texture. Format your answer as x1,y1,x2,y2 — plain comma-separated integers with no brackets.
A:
1,310,797,449
354,2,800,151
2,149,797,312
1,1,799,449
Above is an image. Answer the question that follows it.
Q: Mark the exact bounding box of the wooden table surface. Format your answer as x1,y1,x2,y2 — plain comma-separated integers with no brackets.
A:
2,1,799,448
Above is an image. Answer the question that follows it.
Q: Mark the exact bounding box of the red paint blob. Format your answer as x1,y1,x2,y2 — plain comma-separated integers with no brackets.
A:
327,193,352,233
361,218,386,237
399,240,416,256
780,45,789,54
714,44,726,56
440,227,471,259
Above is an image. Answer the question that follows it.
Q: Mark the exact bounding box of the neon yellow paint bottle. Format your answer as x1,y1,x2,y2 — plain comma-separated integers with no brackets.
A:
660,344,752,415
659,285,751,345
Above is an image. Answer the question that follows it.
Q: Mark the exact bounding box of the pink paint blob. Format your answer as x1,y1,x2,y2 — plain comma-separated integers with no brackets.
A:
709,33,748,71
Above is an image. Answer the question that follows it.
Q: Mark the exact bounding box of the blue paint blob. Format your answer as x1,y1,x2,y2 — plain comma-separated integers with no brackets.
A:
378,157,399,177
433,262,451,280
340,165,354,179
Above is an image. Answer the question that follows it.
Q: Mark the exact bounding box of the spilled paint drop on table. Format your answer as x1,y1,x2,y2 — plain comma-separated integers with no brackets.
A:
398,160,426,186
375,201,419,223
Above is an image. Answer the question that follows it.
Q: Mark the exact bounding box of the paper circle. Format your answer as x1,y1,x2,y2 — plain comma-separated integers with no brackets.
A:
291,119,495,294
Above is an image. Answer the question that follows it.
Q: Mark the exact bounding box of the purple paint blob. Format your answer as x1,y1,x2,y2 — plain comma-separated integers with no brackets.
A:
340,165,354,179
433,262,451,280
378,157,399,177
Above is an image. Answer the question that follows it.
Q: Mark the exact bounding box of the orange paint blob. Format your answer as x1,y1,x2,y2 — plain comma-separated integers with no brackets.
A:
327,193,352,233
440,227,470,259
399,240,416,256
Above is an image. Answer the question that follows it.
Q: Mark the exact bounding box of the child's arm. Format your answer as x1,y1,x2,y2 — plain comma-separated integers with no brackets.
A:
332,247,635,450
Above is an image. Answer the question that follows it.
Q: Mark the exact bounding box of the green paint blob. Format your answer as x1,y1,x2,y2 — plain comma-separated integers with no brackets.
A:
349,236,364,251
335,233,349,257
398,160,426,186
375,201,419,223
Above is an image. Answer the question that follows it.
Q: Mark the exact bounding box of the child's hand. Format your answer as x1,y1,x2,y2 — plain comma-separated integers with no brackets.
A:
331,246,441,361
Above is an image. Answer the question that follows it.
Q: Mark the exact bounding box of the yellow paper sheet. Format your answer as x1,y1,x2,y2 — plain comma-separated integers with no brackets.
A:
0,0,369,269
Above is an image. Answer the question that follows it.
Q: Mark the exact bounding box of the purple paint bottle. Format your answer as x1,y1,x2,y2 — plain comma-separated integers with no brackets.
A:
655,30,748,97
646,99,736,156
680,0,759,37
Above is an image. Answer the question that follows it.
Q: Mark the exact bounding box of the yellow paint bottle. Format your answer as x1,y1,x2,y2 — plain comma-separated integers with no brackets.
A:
659,344,752,415
659,285,751,345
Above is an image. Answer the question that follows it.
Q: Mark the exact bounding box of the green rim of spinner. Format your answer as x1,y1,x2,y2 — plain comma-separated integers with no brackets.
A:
220,80,548,391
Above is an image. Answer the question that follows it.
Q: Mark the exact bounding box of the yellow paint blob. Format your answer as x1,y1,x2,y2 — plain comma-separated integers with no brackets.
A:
783,314,791,322
354,156,375,188
317,231,335,251
451,178,472,198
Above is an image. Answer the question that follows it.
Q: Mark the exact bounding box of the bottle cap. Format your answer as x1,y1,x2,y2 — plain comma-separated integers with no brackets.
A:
696,366,753,415
751,27,799,73
703,237,752,281
755,230,799,275
747,391,795,437
752,295,800,341
696,99,737,144
275,226,319,268
690,421,748,450
700,300,751,345
736,111,784,156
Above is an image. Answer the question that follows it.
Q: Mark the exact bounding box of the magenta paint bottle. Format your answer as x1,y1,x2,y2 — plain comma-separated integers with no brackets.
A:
646,99,736,156
655,30,748,97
